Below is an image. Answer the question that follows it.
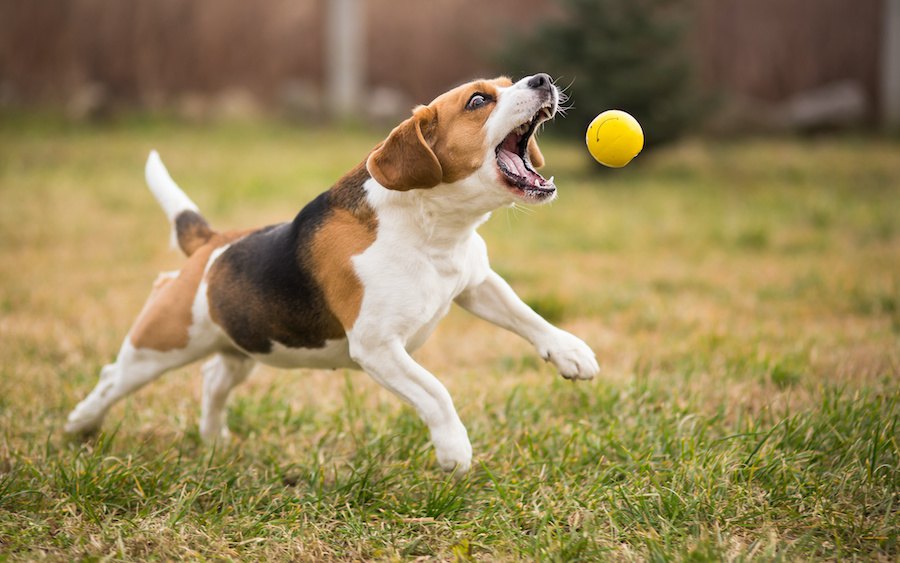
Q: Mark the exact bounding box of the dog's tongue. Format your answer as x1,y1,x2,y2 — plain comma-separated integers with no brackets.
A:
498,147,545,186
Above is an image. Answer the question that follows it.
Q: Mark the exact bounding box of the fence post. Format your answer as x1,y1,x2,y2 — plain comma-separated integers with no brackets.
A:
326,0,364,120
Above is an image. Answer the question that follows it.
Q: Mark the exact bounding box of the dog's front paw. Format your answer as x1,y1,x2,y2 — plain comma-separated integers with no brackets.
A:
537,329,600,381
431,423,473,475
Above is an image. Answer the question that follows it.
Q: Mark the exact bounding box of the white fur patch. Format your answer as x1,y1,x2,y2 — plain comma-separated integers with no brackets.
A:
145,151,202,249
250,339,356,370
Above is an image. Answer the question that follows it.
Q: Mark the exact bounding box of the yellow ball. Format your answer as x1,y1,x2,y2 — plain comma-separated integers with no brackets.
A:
585,110,644,168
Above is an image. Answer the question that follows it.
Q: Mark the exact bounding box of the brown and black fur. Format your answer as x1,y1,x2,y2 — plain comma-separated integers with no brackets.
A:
206,163,376,354
174,211,214,256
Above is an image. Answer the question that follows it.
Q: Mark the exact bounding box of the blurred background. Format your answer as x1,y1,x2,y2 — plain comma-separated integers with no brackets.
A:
2,0,898,140
1,2,899,559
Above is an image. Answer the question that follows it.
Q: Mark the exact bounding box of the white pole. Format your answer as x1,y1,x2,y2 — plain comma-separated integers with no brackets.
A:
326,0,364,119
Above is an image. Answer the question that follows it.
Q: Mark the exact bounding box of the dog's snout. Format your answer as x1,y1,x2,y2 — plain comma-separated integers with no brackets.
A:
526,73,552,91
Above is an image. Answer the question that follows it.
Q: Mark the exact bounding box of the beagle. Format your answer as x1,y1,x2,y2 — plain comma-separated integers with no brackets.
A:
65,74,599,474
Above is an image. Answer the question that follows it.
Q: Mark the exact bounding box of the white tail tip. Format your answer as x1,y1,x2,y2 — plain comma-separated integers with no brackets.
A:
144,150,201,249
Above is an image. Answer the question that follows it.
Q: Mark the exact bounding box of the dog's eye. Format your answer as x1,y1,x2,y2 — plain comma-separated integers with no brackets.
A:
466,93,489,110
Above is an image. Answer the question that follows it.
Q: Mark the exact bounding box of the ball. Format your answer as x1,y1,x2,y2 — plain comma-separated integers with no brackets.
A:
585,110,644,168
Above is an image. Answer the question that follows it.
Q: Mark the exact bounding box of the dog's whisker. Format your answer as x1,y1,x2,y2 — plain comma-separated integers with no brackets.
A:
512,202,535,216
556,103,575,117
556,76,576,94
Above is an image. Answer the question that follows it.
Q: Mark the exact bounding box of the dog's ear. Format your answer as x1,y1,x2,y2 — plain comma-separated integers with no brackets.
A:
367,106,442,191
527,136,545,169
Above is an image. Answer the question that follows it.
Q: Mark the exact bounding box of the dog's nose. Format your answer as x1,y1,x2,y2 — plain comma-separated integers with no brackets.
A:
527,73,552,91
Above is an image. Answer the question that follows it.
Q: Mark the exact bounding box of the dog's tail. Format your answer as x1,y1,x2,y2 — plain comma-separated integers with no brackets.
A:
145,151,216,256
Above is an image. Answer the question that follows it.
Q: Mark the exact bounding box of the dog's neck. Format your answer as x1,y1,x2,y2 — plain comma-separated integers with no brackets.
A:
364,177,498,249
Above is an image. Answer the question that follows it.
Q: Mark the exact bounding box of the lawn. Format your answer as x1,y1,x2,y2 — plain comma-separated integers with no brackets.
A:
0,116,898,560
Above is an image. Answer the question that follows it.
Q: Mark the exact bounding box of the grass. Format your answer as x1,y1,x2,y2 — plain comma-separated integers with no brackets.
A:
0,114,898,560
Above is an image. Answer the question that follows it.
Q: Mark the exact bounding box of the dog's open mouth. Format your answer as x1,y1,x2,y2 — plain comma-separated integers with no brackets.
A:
496,104,555,201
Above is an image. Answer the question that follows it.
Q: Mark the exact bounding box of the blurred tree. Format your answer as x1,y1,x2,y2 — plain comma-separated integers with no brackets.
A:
500,0,701,148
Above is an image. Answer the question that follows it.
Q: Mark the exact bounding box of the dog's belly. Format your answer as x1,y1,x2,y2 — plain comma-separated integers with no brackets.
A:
248,338,357,370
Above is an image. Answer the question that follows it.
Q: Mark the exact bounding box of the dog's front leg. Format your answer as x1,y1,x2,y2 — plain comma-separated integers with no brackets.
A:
456,270,599,381
349,338,472,474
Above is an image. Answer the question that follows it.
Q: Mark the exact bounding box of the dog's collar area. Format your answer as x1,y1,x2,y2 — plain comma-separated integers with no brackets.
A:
495,104,555,201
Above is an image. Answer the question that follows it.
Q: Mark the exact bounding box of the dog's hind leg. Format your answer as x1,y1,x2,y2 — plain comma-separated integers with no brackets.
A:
64,339,212,436
199,353,255,443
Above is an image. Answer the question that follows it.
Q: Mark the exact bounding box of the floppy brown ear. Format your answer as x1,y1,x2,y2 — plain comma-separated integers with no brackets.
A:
367,107,442,191
527,136,545,169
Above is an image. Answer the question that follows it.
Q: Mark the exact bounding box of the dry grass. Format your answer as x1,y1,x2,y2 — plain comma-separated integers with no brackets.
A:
0,115,898,560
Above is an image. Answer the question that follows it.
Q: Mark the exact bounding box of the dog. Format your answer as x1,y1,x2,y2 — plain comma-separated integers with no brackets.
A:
65,74,599,473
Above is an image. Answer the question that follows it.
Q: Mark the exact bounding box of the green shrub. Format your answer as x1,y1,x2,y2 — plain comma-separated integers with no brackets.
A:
500,0,701,148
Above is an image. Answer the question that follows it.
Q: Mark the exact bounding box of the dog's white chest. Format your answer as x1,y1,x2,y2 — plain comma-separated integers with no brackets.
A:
351,218,485,350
